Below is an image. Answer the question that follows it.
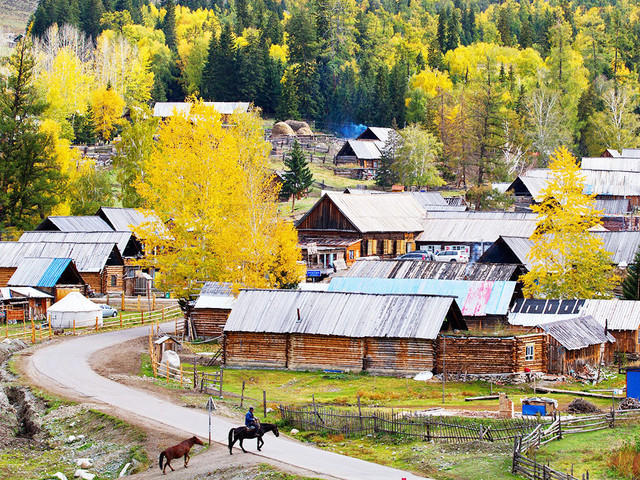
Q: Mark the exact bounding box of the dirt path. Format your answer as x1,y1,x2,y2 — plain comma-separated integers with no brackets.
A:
21,325,429,479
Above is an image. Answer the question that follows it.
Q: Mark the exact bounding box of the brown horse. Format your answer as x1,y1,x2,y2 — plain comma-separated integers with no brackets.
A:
159,436,204,474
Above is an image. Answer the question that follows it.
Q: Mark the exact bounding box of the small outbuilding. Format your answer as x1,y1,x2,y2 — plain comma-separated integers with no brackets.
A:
188,282,236,338
47,292,103,329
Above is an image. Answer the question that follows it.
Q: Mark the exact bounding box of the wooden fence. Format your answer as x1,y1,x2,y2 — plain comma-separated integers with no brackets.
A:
4,304,183,345
279,404,542,443
512,408,640,480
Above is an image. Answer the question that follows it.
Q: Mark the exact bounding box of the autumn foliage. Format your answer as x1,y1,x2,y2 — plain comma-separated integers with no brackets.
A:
133,103,304,296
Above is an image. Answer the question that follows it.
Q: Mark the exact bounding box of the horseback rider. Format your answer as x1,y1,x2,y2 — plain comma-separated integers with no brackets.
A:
245,407,259,435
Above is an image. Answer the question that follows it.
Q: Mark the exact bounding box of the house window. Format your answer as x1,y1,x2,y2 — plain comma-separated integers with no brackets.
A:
525,344,534,361
110,275,117,287
349,250,355,260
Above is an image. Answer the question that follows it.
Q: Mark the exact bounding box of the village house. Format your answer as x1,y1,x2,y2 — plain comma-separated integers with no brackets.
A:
223,289,466,375
333,127,395,179
0,287,54,325
7,257,85,303
0,241,123,296
296,192,426,276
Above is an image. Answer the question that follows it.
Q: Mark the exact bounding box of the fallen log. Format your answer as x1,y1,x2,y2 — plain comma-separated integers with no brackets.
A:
464,395,500,402
535,386,625,399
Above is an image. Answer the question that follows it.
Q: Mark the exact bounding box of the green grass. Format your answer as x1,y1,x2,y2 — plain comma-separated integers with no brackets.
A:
535,421,640,479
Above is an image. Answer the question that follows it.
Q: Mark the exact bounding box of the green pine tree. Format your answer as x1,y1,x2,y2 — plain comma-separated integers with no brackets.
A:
0,38,65,230
622,247,640,300
282,140,313,212
163,0,178,51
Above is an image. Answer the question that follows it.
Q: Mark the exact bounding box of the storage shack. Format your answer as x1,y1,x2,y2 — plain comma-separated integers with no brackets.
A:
188,282,236,338
224,289,465,375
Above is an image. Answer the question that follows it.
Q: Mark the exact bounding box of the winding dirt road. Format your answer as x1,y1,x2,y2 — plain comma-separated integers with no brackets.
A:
26,324,429,480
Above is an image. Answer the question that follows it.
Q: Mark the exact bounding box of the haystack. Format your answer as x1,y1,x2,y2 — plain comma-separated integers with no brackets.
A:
285,120,310,132
272,121,295,136
297,126,313,136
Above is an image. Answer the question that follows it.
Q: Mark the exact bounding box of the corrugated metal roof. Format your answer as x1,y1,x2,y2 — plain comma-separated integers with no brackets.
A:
0,242,120,272
0,287,53,299
509,299,640,331
345,259,519,281
518,176,549,202
153,102,251,117
8,258,73,287
582,170,640,196
36,216,113,232
323,192,426,233
299,237,361,247
595,199,630,215
501,236,534,269
540,315,615,350
224,289,462,339
416,218,537,243
96,207,162,232
347,140,382,160
411,192,447,207
358,127,395,143
582,157,640,172
606,149,622,157
621,149,640,158
595,231,640,264
19,231,133,256
426,212,536,220
194,282,236,309
327,277,515,316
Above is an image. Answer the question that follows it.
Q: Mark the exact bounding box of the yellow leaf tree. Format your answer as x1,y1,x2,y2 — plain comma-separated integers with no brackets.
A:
133,103,304,296
91,86,125,141
521,147,620,299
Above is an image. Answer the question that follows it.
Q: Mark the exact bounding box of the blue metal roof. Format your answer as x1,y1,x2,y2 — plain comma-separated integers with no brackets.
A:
327,277,516,316
8,258,73,288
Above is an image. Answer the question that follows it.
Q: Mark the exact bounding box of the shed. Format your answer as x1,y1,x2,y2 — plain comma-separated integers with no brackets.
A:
154,335,181,361
334,140,383,173
8,257,85,301
47,292,102,329
189,282,237,338
224,290,465,374
539,316,615,374
0,287,53,324
327,277,517,329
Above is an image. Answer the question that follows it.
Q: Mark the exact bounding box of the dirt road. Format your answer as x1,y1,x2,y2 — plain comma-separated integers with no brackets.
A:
24,324,430,480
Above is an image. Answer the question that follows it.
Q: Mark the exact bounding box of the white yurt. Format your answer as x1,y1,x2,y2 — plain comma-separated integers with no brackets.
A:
48,292,103,329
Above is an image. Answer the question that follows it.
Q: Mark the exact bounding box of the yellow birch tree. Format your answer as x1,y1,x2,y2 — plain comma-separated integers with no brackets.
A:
133,102,304,296
521,146,620,299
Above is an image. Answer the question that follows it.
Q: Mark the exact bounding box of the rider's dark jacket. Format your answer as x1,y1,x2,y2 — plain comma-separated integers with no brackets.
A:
245,410,256,428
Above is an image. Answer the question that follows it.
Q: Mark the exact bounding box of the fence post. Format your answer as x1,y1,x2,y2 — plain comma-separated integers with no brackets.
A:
23,316,26,341
48,319,52,340
121,292,125,312
119,311,122,328
5,319,8,339
180,365,183,388
73,318,76,335
137,295,141,311
263,390,267,418
31,318,35,344
193,360,197,389
152,293,156,310
357,395,363,432
95,316,99,332
240,380,245,409
558,414,562,439
426,416,431,441
219,368,223,398
141,310,144,325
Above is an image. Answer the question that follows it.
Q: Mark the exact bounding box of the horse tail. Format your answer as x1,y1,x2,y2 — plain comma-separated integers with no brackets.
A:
228,428,234,448
159,451,165,470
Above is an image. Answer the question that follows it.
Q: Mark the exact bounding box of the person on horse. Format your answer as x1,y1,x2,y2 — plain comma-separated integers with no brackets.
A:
245,407,260,435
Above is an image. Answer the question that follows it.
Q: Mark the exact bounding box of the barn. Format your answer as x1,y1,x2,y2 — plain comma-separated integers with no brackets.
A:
223,289,465,375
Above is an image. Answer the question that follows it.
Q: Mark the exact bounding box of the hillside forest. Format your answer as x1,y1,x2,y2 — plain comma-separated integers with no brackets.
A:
8,0,640,195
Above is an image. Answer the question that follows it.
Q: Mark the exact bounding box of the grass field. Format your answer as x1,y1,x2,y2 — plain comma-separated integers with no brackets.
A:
0,0,37,33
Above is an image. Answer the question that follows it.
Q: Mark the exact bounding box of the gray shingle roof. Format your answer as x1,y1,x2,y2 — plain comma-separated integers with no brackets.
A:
224,289,462,339
96,207,162,232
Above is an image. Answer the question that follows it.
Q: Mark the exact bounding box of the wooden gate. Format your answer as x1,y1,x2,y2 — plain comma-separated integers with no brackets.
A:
547,344,564,374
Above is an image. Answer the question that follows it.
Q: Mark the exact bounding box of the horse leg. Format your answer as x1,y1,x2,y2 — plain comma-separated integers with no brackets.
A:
164,458,174,474
239,437,247,453
257,436,263,451
184,453,189,468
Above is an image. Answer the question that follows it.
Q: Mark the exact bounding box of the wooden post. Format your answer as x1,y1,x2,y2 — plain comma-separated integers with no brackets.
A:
357,395,363,432
263,390,267,418
95,316,99,332
312,394,317,430
39,322,42,342
48,320,52,340
5,318,9,339
219,368,223,398
180,365,183,388
141,310,144,325
106,293,109,306
442,335,446,404
73,318,76,335
23,316,26,341
121,292,125,312
240,381,246,408
152,293,156,310
30,318,35,344
137,295,141,311
119,311,122,328
193,359,197,389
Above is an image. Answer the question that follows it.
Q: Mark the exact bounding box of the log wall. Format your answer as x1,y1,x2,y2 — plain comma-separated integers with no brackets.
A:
289,334,364,371
514,335,546,373
365,338,434,374
103,266,125,293
0,268,16,287
191,308,230,337
224,332,287,368
82,272,103,295
297,196,359,232
608,330,639,354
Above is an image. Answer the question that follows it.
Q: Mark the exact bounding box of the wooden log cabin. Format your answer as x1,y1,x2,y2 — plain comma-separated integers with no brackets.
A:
223,289,466,375
188,282,236,338
296,192,426,274
509,299,640,357
0,287,54,324
0,241,123,295
435,333,547,374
